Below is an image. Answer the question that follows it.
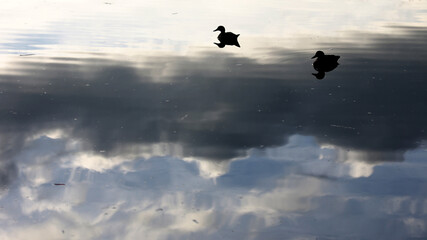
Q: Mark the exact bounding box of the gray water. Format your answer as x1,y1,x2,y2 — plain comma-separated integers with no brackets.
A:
0,1,427,239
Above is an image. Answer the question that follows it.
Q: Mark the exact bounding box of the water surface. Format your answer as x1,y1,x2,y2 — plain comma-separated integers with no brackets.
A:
0,1,427,239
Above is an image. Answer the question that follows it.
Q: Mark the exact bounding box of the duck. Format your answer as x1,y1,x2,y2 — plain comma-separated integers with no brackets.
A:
311,51,340,79
213,26,240,48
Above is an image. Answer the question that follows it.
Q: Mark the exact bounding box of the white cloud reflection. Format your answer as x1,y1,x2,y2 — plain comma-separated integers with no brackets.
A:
1,0,426,54
265,135,379,178
1,0,427,239
1,133,426,239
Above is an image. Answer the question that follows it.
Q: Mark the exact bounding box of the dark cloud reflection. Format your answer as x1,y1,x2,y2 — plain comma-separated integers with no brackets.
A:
1,26,427,172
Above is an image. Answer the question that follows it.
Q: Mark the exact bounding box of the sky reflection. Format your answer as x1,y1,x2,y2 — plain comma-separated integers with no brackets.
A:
0,0,427,239
1,26,427,164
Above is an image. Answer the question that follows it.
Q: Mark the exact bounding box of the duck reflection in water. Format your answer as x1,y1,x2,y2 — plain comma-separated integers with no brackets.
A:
311,51,340,79
213,25,240,48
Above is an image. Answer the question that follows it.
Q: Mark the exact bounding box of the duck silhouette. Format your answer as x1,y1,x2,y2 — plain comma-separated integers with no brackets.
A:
311,51,340,79
213,26,240,48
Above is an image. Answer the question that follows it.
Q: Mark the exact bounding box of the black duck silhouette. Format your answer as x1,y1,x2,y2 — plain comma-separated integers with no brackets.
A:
214,26,240,48
311,51,340,79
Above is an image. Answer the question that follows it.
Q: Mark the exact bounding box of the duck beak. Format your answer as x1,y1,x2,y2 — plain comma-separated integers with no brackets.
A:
213,28,219,32
311,55,316,59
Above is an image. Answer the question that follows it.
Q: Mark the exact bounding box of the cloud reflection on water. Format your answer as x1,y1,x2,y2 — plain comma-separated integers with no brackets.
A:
1,133,426,239
0,26,426,163
0,25,427,239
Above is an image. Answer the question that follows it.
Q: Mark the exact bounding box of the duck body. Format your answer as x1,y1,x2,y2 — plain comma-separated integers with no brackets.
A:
311,51,340,79
214,26,240,48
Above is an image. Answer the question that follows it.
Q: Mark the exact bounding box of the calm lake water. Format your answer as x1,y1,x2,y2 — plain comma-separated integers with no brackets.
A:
1,0,427,239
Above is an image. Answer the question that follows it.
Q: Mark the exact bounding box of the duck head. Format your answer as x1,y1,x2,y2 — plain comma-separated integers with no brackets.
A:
213,26,226,33
311,51,325,59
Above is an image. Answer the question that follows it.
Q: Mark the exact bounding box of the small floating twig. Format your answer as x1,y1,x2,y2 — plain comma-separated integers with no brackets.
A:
330,124,355,130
